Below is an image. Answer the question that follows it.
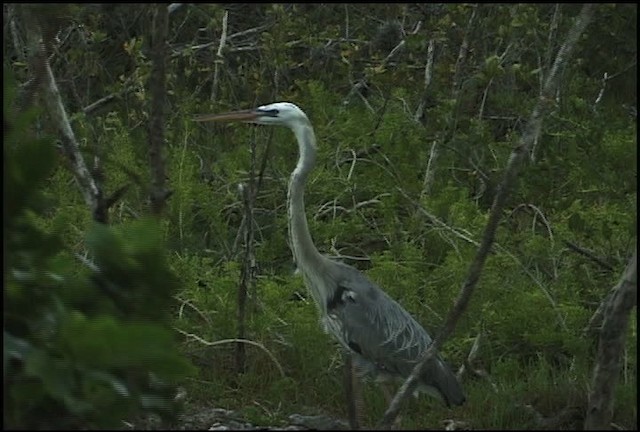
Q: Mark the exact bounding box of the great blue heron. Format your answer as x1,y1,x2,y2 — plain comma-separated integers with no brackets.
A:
195,102,465,423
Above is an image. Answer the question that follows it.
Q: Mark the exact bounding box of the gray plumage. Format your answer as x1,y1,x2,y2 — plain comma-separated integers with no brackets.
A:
317,259,465,407
195,101,465,408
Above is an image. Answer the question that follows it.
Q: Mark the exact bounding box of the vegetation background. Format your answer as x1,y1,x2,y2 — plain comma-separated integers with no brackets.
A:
4,3,636,430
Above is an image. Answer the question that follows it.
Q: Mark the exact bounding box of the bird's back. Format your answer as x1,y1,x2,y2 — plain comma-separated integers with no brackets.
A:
320,260,465,407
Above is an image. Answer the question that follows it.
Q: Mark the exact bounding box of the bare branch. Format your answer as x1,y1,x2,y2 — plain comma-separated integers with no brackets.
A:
585,248,637,430
315,193,389,220
381,40,406,68
563,240,615,273
420,140,438,197
451,4,479,99
227,45,260,53
103,184,131,211
227,25,269,41
342,79,375,113
456,331,495,389
336,145,382,166
21,8,103,221
43,60,103,219
344,4,349,40
477,78,493,120
169,24,268,59
414,39,435,122
82,93,117,115
423,38,435,86
398,188,479,247
593,72,608,108
211,9,229,103
81,73,137,115
379,5,595,428
583,287,614,338
175,295,212,325
591,61,637,111
174,328,285,378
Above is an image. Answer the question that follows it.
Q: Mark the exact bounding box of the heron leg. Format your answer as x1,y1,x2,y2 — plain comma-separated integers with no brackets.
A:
344,352,365,429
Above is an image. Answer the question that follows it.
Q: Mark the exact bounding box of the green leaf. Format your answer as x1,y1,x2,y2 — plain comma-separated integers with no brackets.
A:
24,350,91,414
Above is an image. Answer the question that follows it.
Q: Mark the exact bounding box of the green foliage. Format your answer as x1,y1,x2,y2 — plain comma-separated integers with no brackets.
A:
4,73,194,429
4,4,637,429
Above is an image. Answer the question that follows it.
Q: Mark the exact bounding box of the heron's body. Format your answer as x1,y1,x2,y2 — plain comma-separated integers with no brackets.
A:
298,253,465,407
195,101,465,409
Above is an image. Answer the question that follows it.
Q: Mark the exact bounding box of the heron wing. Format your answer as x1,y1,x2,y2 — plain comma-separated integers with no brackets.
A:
331,273,433,377
323,262,465,406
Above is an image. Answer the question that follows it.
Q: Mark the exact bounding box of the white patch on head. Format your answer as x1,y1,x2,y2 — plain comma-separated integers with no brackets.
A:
258,101,302,112
255,101,309,128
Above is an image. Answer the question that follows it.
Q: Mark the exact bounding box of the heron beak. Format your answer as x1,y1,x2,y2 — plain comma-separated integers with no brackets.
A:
193,109,260,123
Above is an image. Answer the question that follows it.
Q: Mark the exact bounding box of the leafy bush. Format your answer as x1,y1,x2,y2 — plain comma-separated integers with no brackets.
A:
4,73,194,429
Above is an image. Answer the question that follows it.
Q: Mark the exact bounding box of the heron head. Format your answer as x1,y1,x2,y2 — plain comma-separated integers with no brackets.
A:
194,102,309,129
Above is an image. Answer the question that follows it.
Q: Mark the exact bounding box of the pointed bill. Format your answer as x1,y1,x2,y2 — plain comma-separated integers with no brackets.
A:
193,109,259,123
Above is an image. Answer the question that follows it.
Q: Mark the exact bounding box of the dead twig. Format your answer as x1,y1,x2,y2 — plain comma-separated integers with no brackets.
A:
82,93,117,115
314,194,390,221
336,145,382,167
211,9,228,103
456,332,499,393
397,188,479,247
563,240,615,273
170,24,269,59
174,328,285,378
175,295,212,325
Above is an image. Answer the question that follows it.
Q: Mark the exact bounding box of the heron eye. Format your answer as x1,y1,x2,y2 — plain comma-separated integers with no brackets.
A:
258,109,279,117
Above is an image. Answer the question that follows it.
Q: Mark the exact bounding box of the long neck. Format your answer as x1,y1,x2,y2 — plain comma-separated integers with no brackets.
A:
287,122,323,270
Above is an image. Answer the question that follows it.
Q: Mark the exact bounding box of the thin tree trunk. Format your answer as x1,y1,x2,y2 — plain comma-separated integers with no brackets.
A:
451,4,479,101
236,134,258,373
378,4,595,428
148,4,170,216
235,182,254,374
20,5,105,222
421,5,477,198
584,248,637,430
344,353,365,430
